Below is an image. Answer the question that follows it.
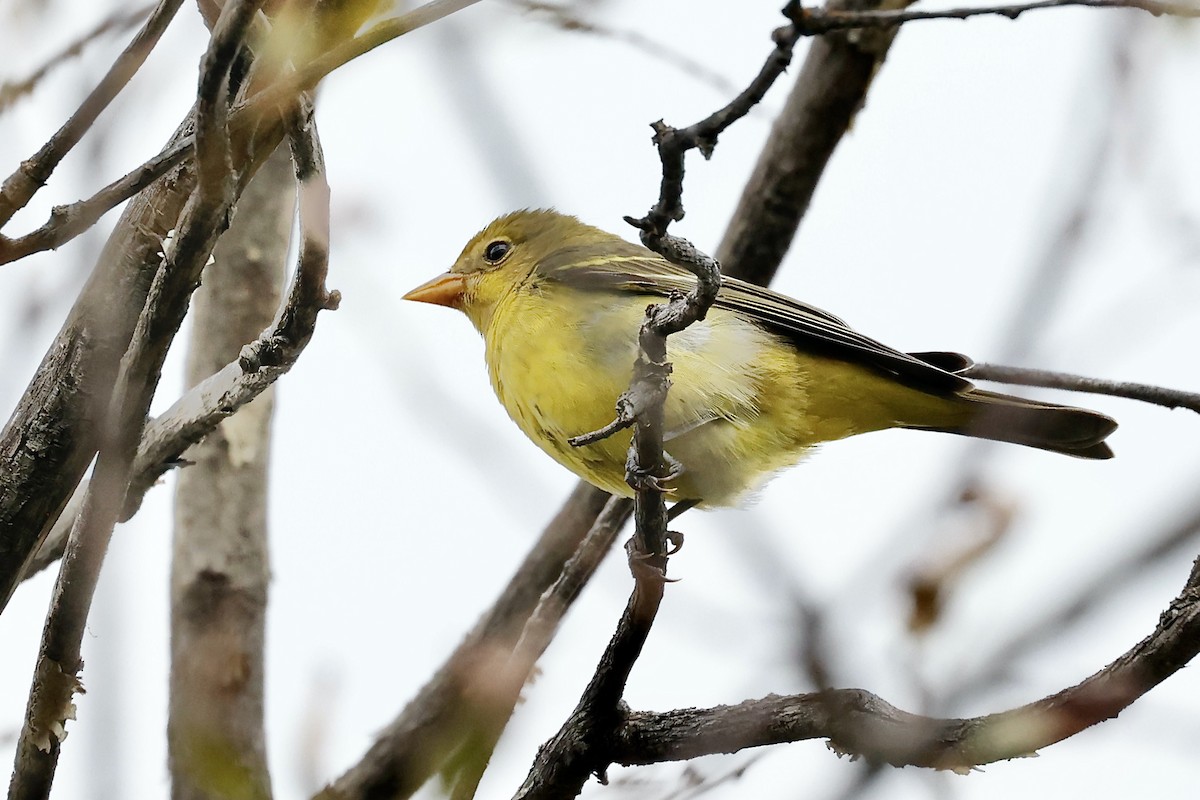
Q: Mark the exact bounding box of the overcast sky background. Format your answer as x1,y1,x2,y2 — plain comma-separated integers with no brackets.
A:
2,1,1200,798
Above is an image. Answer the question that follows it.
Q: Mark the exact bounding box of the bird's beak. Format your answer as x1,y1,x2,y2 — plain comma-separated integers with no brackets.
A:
402,272,466,308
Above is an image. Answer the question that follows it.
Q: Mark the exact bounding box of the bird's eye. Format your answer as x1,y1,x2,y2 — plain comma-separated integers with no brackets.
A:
483,240,511,264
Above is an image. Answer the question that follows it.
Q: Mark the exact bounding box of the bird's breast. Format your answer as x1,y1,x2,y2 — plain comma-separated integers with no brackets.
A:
480,283,809,503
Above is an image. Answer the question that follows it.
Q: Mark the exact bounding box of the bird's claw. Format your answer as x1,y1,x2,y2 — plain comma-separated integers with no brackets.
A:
624,451,685,494
665,530,684,556
629,471,672,493
625,538,679,584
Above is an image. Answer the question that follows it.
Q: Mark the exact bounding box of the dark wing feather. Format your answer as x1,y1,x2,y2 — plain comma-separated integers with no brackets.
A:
541,251,973,394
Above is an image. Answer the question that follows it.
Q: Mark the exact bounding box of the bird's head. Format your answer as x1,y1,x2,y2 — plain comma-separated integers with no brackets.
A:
403,209,600,332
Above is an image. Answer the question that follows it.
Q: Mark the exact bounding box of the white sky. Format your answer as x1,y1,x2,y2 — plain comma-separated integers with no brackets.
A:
1,2,1199,799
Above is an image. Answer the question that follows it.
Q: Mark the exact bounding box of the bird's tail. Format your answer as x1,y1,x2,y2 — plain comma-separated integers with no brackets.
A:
913,389,1117,459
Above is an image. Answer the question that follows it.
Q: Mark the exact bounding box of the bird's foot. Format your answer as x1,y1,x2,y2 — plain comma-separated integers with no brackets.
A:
625,536,679,585
624,450,685,494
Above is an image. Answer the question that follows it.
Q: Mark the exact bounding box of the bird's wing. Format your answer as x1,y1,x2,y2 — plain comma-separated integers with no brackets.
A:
542,252,974,394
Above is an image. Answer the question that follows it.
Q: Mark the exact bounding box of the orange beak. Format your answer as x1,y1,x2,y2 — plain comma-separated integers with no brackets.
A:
402,272,467,308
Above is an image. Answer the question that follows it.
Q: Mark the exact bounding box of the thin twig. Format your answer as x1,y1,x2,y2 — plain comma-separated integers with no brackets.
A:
0,131,192,265
966,362,1200,413
788,0,1200,35
0,0,185,228
651,753,767,800
626,18,802,238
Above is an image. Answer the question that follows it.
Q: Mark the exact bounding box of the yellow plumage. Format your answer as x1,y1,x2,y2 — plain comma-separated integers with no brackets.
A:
404,210,1115,507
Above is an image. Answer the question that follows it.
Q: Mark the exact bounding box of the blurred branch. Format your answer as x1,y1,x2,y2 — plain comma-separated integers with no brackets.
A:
506,0,741,96
428,19,549,204
314,484,616,800
942,488,1200,708
0,0,184,228
167,139,294,800
652,754,767,800
0,2,156,113
904,485,1016,636
966,362,1200,414
603,555,1200,770
825,762,885,800
987,20,1130,369
445,496,634,800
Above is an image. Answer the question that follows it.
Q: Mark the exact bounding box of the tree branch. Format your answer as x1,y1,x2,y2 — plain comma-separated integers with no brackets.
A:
965,362,1200,414
609,555,1200,770
0,137,193,266
21,98,339,578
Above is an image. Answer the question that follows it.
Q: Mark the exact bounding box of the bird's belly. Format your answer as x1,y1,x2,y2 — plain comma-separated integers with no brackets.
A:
485,292,832,505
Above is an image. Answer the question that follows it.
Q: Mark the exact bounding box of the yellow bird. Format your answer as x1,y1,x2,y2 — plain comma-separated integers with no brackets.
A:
404,210,1115,507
